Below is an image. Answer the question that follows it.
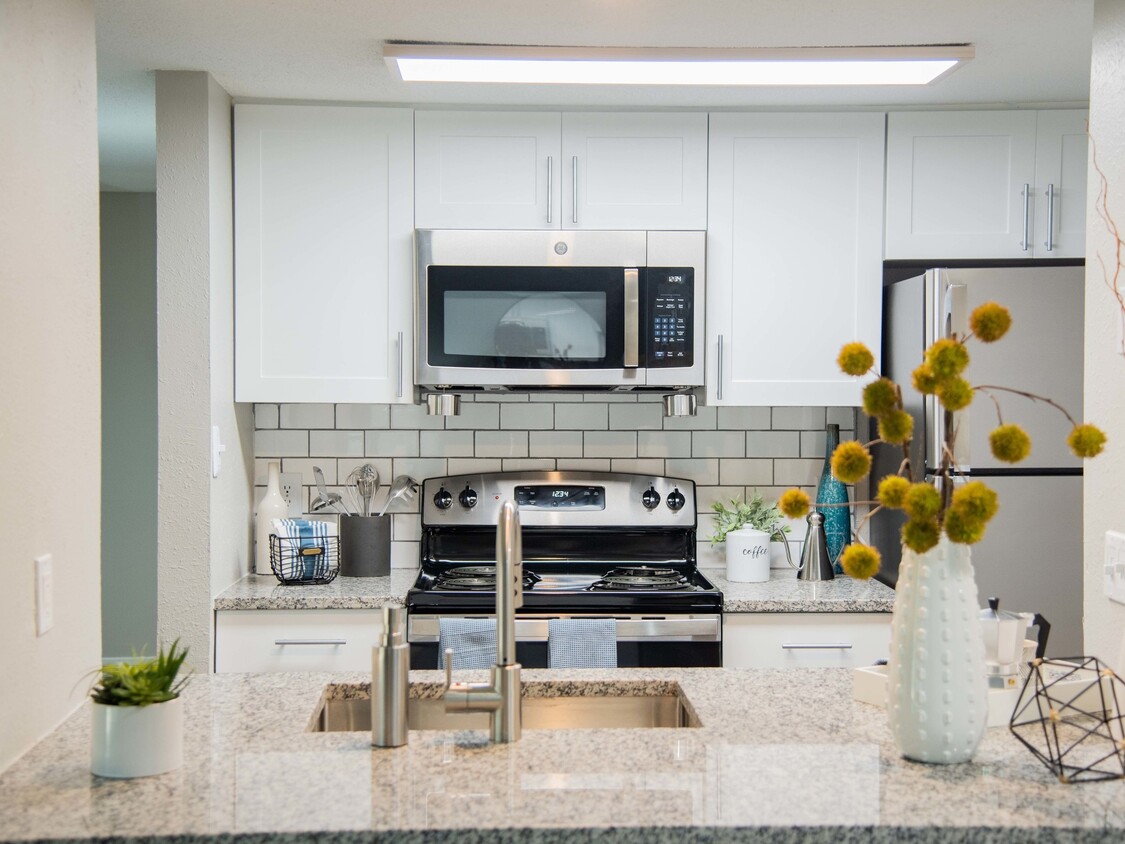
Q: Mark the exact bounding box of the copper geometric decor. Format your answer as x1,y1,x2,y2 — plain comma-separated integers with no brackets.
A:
1009,656,1125,783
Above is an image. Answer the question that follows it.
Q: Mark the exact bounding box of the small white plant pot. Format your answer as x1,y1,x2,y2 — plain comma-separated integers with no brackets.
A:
725,528,771,583
91,697,183,778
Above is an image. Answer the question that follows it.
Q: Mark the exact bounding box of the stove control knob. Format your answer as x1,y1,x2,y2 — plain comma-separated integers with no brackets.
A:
642,486,661,510
433,486,453,510
666,488,686,512
459,485,478,509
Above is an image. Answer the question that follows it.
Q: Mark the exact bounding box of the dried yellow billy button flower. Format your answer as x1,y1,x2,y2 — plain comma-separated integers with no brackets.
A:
924,338,970,380
902,518,940,554
837,342,875,376
841,544,881,579
831,441,872,484
944,481,1000,545
989,424,1031,463
1068,424,1108,458
876,475,910,508
877,410,914,445
903,483,941,521
778,488,811,519
937,376,974,412
969,301,1012,343
862,378,898,417
912,364,939,395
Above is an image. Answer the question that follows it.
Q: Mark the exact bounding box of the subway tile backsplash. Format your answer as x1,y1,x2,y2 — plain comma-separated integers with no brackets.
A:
253,396,857,570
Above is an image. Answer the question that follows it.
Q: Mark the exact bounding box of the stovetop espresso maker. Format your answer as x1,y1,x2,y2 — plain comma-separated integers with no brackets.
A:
979,596,1051,689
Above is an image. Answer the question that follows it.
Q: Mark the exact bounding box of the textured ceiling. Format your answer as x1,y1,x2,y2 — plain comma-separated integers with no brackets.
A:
94,0,1096,191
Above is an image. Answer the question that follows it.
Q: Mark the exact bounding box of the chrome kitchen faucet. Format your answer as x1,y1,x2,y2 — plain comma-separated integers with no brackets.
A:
441,499,523,743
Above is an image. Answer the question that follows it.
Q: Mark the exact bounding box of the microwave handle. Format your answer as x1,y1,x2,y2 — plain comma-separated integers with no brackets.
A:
624,268,640,368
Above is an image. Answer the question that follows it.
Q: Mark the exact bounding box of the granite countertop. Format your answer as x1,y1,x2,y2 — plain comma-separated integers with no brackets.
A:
2,667,1122,843
215,569,895,613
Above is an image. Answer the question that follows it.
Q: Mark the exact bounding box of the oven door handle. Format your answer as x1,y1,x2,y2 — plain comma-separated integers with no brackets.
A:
409,616,721,642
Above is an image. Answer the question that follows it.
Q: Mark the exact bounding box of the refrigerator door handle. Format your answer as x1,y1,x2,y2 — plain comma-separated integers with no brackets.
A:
930,278,968,470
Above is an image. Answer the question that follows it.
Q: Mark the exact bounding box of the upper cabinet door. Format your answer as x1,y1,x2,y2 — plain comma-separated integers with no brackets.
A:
234,104,414,403
414,111,561,229
707,113,885,406
885,111,1040,260
1033,110,1088,259
561,113,708,230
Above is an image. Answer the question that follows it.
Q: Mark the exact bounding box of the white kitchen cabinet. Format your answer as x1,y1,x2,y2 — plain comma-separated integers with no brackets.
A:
706,112,885,407
234,104,414,403
214,609,385,672
414,110,708,230
723,613,891,669
885,110,1088,260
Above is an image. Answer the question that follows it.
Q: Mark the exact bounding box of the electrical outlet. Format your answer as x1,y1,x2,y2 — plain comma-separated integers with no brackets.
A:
35,554,53,636
279,473,303,517
1105,531,1125,605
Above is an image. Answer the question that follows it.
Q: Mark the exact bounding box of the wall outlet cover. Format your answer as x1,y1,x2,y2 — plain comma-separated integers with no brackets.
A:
279,473,303,517
35,554,53,636
1105,530,1125,605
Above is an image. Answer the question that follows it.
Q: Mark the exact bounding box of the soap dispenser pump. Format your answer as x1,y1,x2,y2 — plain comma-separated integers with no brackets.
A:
372,605,409,747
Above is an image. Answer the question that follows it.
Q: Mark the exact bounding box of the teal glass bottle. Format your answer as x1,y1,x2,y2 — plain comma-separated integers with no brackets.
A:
816,423,851,573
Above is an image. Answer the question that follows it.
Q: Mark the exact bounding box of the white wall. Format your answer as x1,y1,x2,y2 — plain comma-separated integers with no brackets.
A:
156,71,252,672
1083,0,1125,663
100,192,158,660
0,0,101,772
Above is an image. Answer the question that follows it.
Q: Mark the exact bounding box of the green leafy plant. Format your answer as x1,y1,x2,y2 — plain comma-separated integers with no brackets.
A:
709,492,789,545
90,639,190,707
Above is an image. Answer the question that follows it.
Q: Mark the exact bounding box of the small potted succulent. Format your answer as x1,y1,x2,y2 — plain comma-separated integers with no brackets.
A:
90,639,189,778
709,492,793,582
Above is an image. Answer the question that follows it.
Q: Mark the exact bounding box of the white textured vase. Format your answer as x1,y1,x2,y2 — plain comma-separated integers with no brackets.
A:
887,537,988,764
91,697,183,778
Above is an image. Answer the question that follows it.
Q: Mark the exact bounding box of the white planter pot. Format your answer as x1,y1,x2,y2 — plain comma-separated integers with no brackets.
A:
91,697,183,778
725,528,771,583
887,537,988,764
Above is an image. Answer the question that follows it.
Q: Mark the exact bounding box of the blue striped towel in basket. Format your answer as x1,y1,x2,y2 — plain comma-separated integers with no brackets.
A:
270,518,337,581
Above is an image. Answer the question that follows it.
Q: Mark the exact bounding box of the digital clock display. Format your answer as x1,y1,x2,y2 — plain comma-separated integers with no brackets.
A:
515,485,605,509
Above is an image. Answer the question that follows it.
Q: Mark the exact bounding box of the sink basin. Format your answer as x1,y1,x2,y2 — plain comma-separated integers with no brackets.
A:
312,682,699,732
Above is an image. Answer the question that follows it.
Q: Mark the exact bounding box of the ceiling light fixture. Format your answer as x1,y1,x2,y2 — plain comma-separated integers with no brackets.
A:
384,43,973,86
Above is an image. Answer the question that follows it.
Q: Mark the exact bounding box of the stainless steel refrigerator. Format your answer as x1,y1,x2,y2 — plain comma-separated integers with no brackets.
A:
871,265,1085,656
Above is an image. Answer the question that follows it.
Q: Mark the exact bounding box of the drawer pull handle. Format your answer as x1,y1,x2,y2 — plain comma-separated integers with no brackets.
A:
274,638,347,646
781,643,853,650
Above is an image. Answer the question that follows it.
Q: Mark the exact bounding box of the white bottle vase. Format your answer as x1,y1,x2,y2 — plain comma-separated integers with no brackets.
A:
255,461,289,575
887,536,988,764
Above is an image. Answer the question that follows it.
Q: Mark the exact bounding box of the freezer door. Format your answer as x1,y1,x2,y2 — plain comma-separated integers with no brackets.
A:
937,266,1084,471
969,474,1083,657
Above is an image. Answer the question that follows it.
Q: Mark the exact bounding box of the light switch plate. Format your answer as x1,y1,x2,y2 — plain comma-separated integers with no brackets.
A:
279,473,303,517
35,554,53,636
1105,531,1125,605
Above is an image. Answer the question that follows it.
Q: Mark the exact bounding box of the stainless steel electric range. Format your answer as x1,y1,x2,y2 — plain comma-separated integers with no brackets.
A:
406,470,723,668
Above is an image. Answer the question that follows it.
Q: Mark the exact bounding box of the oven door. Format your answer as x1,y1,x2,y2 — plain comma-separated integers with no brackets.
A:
408,613,722,669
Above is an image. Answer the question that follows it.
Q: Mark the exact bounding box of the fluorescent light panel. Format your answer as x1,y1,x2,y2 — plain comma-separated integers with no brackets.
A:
384,44,974,86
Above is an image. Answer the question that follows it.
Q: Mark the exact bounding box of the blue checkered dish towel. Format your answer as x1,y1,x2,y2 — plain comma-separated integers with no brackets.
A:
271,518,336,580
438,618,497,670
547,618,618,668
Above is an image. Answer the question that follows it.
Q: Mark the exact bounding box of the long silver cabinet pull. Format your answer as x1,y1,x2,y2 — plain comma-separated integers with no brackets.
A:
546,156,553,224
572,155,579,224
396,331,404,398
623,269,640,368
716,334,725,401
781,643,853,650
274,638,347,646
1045,183,1055,252
1021,183,1030,251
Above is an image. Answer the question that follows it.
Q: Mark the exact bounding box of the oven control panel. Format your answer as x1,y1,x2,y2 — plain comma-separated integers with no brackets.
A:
421,471,695,528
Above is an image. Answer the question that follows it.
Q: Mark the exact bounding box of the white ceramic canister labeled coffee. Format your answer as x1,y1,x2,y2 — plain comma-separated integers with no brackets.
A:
726,528,771,583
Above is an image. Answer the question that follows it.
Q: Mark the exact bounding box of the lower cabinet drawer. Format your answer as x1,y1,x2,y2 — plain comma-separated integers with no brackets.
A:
214,609,385,672
723,613,891,669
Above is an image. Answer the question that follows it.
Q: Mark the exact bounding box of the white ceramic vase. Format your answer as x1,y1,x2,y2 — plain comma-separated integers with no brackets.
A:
887,536,988,764
255,461,288,575
91,697,183,778
725,528,771,583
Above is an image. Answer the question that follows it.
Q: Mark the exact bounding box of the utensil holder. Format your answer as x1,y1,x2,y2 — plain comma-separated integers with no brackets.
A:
339,515,391,577
269,534,339,584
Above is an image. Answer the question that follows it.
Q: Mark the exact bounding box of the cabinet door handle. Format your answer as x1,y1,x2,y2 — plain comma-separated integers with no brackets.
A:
1044,183,1055,252
546,156,553,224
274,638,347,646
781,643,853,650
396,331,404,398
1020,183,1030,252
572,155,579,224
716,334,724,401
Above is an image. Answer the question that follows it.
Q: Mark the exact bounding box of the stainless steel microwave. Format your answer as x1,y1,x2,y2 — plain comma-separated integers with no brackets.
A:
415,229,705,390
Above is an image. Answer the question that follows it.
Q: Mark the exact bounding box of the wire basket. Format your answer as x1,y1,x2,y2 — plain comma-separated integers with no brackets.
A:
269,534,339,585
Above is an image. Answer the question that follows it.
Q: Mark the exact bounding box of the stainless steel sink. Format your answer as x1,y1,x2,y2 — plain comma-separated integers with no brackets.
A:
313,685,699,732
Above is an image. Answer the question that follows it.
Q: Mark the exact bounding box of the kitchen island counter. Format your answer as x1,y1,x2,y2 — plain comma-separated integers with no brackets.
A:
1,667,1121,843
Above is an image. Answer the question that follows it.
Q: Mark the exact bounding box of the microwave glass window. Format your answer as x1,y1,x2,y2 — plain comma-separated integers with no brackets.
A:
444,291,606,360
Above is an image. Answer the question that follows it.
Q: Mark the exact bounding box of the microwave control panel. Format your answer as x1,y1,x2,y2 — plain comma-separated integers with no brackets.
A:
645,268,694,367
